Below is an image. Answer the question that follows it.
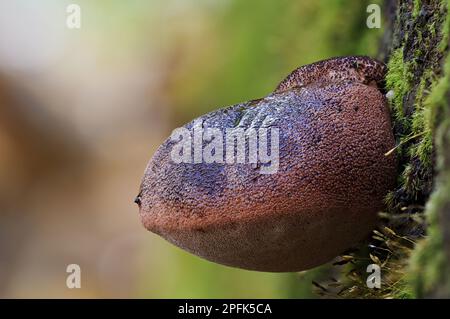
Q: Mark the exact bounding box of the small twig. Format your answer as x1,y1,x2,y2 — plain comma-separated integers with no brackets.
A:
384,131,429,156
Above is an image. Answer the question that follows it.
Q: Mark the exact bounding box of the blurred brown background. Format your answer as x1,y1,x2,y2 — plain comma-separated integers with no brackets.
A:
0,0,382,298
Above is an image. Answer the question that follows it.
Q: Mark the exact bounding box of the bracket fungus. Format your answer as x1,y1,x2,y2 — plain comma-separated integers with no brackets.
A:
136,56,397,272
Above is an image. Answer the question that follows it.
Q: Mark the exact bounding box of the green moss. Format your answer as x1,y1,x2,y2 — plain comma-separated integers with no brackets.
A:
408,69,435,167
424,57,450,130
429,22,437,38
386,48,413,128
412,54,449,168
407,51,450,297
413,0,421,19
405,0,450,298
408,183,448,297
440,0,450,52
384,191,396,210
385,0,447,181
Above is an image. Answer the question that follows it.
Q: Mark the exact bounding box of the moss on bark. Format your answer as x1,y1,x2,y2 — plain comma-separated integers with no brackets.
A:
315,0,450,299
372,0,450,298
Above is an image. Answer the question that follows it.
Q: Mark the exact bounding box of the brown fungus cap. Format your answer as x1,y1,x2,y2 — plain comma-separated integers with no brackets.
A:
137,56,397,272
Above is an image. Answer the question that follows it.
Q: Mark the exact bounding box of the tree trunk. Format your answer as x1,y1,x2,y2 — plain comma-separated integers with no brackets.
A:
316,0,450,298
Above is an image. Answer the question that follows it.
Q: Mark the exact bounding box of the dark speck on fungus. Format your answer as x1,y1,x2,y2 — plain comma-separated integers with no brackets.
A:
134,193,142,207
136,56,397,272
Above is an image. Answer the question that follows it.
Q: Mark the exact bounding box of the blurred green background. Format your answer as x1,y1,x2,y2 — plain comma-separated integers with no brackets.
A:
0,0,382,298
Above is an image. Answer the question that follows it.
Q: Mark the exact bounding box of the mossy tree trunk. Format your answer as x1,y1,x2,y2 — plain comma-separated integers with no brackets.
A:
315,0,450,298
380,0,450,298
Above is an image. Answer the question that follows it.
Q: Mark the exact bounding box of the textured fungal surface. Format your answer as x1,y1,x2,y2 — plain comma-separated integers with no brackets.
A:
275,56,387,93
137,56,397,272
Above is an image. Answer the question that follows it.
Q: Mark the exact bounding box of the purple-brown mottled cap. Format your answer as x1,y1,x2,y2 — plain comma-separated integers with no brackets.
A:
137,56,396,272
